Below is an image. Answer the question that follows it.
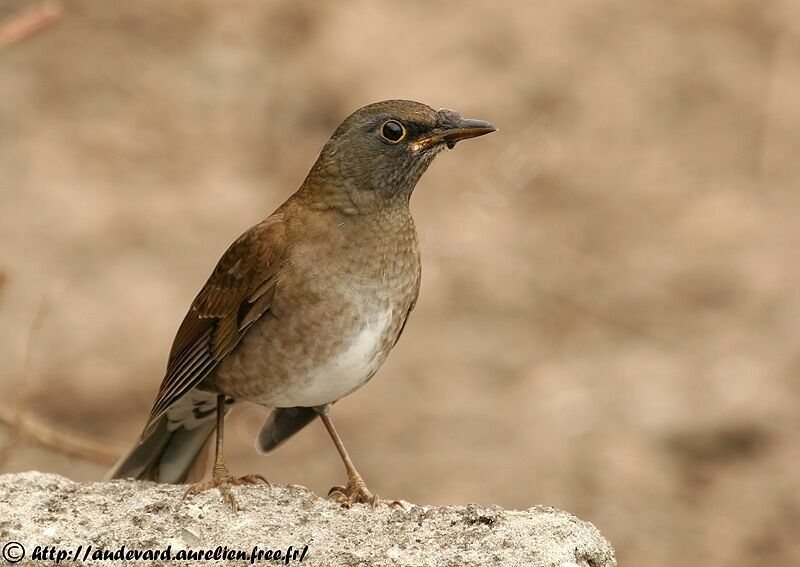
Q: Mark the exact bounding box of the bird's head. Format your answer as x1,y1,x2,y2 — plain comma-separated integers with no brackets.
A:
304,100,496,212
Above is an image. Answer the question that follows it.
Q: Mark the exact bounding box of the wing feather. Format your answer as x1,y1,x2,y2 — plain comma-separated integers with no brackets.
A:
143,216,287,435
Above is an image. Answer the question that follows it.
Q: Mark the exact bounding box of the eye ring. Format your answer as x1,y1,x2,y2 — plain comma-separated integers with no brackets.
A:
380,120,406,143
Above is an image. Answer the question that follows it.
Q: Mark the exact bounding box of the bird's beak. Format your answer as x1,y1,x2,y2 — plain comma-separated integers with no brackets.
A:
413,118,497,151
440,118,497,145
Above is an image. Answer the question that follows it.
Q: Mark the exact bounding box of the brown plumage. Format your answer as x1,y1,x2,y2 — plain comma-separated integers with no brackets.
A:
146,218,287,431
107,100,495,509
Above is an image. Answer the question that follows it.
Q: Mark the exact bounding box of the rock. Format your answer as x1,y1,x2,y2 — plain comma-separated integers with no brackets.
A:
0,472,616,566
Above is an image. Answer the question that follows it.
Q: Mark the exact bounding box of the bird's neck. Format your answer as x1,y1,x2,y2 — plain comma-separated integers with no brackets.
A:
282,187,420,293
294,153,416,218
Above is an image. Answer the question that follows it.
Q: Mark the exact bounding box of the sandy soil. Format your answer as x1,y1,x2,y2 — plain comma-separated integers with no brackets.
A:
1,1,799,565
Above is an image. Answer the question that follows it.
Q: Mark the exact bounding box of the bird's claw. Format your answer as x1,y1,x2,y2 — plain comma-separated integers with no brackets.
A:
327,483,377,509
327,480,402,510
183,468,270,513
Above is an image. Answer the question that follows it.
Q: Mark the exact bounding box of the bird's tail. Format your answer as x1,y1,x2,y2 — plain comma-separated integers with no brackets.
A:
105,390,221,483
256,407,318,454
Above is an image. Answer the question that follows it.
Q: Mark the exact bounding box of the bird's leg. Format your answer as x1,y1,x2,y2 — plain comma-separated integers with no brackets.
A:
183,394,270,512
315,404,400,509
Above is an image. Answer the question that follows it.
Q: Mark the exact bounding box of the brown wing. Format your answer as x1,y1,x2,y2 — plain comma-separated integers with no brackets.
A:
392,269,421,348
143,216,287,434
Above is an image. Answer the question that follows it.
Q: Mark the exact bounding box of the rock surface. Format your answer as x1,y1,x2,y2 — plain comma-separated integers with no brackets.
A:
0,472,615,566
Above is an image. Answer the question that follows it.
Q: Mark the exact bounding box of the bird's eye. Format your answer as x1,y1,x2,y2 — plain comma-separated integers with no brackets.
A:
380,120,405,143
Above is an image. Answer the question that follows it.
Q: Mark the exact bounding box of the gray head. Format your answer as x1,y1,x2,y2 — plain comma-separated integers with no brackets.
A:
303,100,496,212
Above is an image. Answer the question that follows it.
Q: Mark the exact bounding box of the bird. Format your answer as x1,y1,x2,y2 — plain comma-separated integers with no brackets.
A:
106,100,496,510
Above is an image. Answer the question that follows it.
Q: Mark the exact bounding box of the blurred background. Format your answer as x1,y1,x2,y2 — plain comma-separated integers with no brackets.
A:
1,0,799,565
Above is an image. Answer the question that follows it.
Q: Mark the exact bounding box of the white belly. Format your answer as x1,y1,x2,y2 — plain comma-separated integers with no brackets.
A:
266,307,394,407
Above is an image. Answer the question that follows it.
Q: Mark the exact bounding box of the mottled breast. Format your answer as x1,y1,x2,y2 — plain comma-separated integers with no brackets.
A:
207,205,421,408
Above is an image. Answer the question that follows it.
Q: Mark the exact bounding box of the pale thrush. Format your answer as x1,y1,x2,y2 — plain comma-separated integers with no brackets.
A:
107,100,496,509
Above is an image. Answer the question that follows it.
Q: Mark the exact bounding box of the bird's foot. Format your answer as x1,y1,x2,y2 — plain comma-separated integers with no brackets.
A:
183,464,270,513
327,477,403,510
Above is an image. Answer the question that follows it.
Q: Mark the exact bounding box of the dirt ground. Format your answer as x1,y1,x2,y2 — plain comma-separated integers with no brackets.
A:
1,1,799,565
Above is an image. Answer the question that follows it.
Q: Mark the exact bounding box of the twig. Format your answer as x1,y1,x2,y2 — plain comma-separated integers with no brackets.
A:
0,433,20,467
22,292,50,396
0,410,122,464
0,1,62,48
0,287,123,468
0,270,7,320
